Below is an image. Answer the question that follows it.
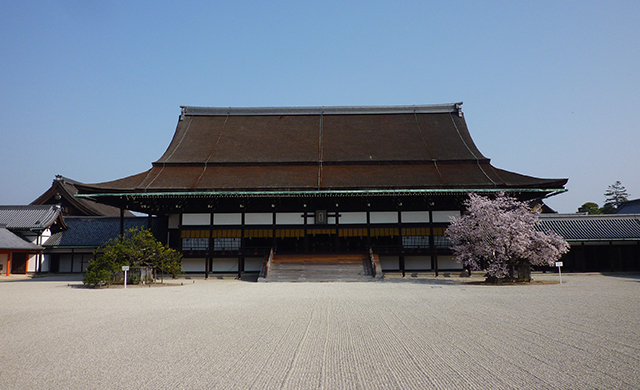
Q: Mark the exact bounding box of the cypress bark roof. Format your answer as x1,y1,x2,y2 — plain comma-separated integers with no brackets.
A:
31,176,132,216
77,103,567,194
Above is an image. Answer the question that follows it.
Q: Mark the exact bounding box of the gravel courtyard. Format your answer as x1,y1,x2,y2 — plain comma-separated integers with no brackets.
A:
1,273,639,389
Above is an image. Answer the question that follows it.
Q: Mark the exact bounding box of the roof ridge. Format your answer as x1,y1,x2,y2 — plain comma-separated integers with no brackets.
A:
180,103,463,117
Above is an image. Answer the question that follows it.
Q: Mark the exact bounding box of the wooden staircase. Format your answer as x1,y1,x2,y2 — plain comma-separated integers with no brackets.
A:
260,253,377,282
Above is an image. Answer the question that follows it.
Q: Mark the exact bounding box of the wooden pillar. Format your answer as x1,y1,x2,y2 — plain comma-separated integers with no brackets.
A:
239,212,245,279
238,257,244,280
398,208,404,277
207,212,214,279
428,208,437,277
70,248,75,273
303,207,309,253
433,255,439,277
272,211,277,251
6,252,11,276
335,209,340,253
366,204,372,250
36,234,42,274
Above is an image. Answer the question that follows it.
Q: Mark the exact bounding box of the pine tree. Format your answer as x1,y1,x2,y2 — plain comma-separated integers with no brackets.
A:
83,228,182,287
602,181,629,213
578,202,602,215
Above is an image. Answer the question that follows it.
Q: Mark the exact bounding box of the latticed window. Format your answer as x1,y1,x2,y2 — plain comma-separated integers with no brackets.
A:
214,237,241,251
182,238,209,251
433,235,452,248
402,236,430,248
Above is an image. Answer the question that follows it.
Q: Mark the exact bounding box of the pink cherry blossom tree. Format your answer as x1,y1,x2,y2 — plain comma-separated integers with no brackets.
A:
445,192,569,282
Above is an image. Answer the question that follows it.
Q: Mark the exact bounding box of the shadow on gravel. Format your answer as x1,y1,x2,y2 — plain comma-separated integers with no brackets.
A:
380,278,458,285
601,272,640,282
0,274,84,283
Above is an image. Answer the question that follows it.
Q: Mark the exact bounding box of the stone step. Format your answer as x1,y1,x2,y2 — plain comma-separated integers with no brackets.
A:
264,253,374,282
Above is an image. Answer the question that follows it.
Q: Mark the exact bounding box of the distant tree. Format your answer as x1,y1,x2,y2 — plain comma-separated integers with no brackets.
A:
578,202,602,215
602,181,629,213
445,193,569,283
600,203,617,214
83,228,182,287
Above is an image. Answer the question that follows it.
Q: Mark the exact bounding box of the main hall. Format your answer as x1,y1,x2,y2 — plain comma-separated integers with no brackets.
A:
76,103,567,277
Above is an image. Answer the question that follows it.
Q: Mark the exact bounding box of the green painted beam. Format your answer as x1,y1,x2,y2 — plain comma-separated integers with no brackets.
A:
76,188,566,199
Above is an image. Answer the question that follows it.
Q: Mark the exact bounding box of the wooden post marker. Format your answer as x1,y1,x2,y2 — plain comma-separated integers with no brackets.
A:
555,261,563,284
122,265,130,289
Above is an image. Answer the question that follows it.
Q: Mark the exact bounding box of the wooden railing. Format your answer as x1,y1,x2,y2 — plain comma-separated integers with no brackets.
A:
368,247,383,279
266,248,274,278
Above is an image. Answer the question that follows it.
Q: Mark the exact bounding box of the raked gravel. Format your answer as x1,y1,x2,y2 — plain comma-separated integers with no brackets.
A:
1,273,639,389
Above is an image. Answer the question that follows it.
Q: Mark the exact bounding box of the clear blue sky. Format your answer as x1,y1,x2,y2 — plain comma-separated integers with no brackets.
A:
1,1,638,213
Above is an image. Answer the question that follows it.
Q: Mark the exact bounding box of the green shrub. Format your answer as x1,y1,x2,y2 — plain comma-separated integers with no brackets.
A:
83,228,182,287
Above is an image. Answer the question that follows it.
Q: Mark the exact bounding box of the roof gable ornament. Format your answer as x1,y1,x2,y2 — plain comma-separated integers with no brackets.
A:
455,102,463,117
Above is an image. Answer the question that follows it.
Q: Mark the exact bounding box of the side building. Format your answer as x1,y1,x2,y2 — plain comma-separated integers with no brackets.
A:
43,216,163,273
538,213,640,272
76,103,567,276
0,205,64,275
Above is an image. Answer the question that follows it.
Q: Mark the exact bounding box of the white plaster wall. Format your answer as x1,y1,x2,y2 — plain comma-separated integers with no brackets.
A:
432,210,460,223
21,232,38,244
339,212,367,224
438,255,463,270
182,258,206,272
40,254,50,273
0,253,7,274
378,255,400,271
214,213,242,225
405,256,431,270
182,213,210,226
40,229,51,242
244,258,263,272
28,252,51,273
28,254,37,272
370,212,398,224
245,213,272,225
401,211,430,223
211,258,238,272
276,213,304,225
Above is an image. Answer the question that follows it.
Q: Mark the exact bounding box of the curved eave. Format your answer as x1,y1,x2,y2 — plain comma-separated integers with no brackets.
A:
77,188,567,199
564,238,640,242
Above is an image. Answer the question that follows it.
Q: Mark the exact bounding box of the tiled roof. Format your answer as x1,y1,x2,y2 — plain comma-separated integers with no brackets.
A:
537,214,640,241
0,227,42,251
0,205,62,230
44,216,160,248
617,199,640,214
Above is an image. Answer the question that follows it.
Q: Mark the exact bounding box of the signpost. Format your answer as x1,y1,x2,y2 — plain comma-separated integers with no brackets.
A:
122,265,130,289
555,261,563,284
